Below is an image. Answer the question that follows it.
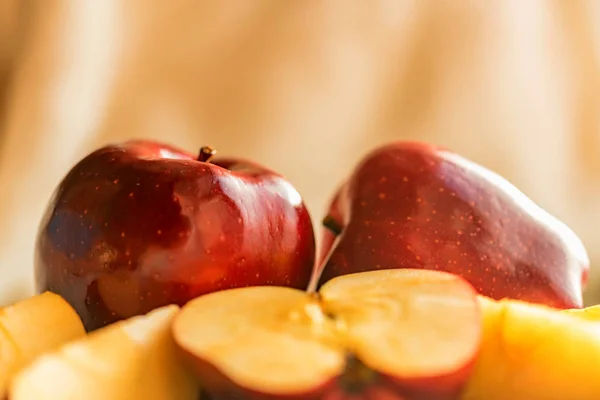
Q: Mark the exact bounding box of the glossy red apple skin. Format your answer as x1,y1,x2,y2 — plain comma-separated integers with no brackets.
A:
315,142,589,309
35,140,316,331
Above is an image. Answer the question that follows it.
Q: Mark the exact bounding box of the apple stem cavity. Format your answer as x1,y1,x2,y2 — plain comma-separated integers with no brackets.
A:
197,146,217,163
322,215,343,236
308,291,322,302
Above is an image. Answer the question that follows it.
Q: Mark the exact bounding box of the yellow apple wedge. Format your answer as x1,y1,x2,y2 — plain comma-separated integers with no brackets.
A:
562,304,600,321
9,305,199,400
462,296,600,400
0,291,85,393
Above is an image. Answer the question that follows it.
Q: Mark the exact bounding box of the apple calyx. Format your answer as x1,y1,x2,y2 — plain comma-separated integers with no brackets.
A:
338,353,380,394
322,215,343,236
197,146,217,163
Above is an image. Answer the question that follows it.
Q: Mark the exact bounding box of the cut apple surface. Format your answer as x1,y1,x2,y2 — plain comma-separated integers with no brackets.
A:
175,286,345,397
562,304,600,321
9,305,199,400
173,269,481,399
0,292,85,394
462,296,600,400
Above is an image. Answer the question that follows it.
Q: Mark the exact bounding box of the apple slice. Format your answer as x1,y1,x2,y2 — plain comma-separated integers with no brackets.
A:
173,269,481,399
0,292,85,393
9,305,199,400
461,296,600,400
562,304,600,321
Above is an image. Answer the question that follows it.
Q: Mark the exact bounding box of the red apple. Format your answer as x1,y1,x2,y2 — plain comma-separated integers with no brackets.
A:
173,269,482,400
35,140,316,331
314,142,589,309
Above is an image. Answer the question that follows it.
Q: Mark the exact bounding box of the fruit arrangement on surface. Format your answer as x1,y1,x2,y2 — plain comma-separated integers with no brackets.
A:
0,139,596,399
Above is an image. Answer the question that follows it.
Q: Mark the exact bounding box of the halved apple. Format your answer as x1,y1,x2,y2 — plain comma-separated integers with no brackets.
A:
173,269,482,399
9,305,199,400
462,296,600,400
0,292,85,393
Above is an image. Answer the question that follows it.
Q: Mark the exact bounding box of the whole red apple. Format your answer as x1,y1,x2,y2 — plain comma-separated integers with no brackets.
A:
35,140,316,331
313,142,589,309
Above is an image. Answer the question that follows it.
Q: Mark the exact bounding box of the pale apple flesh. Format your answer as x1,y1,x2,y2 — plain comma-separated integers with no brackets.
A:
462,297,600,400
0,292,85,394
173,269,481,399
562,304,600,321
9,305,199,400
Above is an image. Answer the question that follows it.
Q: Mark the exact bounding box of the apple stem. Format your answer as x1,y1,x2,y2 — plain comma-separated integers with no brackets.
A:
198,146,217,163
322,216,343,236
